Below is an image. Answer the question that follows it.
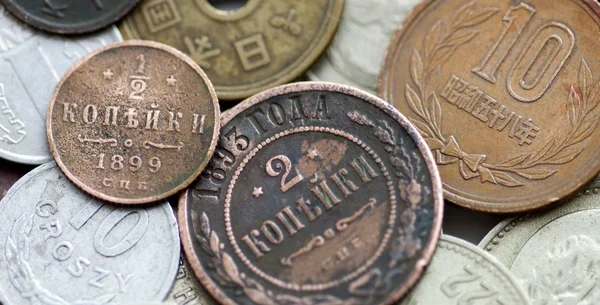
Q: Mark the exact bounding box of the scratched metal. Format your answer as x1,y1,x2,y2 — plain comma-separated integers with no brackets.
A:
0,0,138,34
0,5,121,165
179,82,443,305
0,162,180,305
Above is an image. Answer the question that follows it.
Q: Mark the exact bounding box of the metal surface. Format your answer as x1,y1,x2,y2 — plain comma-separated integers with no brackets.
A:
379,0,600,213
167,254,218,305
119,0,344,100
0,162,180,305
479,178,600,305
179,82,444,305
0,6,121,165
400,235,529,305
46,40,220,205
0,0,138,34
307,0,420,94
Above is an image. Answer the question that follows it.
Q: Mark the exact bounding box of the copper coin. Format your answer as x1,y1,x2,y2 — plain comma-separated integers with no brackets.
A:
379,0,600,213
119,0,344,100
178,82,443,305
47,40,219,205
0,0,138,34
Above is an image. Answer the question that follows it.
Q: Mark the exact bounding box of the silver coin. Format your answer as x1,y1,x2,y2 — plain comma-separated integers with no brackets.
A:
401,235,529,305
166,254,217,305
479,180,600,305
307,0,420,93
0,6,122,165
0,162,180,305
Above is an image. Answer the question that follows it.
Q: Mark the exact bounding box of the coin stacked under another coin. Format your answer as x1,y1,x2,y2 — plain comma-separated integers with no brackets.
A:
0,0,599,305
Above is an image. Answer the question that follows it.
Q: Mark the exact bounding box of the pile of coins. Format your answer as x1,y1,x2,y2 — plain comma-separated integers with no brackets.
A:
0,0,599,304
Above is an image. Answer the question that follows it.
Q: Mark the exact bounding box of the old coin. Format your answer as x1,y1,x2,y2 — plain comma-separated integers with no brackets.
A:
179,82,443,305
0,0,138,34
0,162,180,305
167,254,218,305
400,235,529,305
46,40,220,205
0,6,121,165
307,0,419,94
119,0,344,100
379,0,600,212
479,177,600,305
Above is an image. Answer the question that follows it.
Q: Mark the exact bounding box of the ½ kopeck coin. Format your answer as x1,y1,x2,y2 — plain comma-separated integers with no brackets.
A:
120,0,344,100
46,40,220,205
0,0,138,34
0,162,180,305
379,0,600,212
179,82,443,305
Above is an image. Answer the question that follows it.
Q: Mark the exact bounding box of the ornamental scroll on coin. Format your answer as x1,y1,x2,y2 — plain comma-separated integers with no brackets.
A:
179,82,443,305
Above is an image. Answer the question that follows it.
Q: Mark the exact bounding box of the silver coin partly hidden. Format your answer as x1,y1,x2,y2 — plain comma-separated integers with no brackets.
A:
401,235,529,305
480,178,600,305
0,162,180,305
0,5,121,165
167,254,217,305
307,0,420,93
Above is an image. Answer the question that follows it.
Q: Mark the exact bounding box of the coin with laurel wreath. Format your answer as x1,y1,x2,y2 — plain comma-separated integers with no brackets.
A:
0,162,180,305
379,0,600,212
179,82,443,305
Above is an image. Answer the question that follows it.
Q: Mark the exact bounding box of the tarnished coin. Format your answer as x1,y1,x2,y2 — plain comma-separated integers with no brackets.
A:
0,6,121,165
379,0,600,212
0,159,32,200
119,0,344,100
179,82,443,305
307,0,420,94
0,0,138,34
400,235,529,305
479,178,600,305
0,162,180,305
167,254,218,305
46,40,220,205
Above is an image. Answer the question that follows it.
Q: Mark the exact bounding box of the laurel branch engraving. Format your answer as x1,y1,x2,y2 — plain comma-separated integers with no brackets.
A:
4,214,116,305
196,116,431,304
405,1,600,187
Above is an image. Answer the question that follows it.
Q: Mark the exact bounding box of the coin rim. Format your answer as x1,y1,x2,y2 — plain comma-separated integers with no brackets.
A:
46,39,221,205
179,81,444,305
0,0,139,34
0,161,182,305
119,0,345,100
377,0,600,213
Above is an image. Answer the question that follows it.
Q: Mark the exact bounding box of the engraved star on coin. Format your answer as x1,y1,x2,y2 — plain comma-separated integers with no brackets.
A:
167,75,177,86
103,69,113,80
252,187,263,198
307,148,319,159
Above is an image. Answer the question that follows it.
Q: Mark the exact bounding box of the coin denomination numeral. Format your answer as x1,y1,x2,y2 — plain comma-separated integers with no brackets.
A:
266,155,304,193
94,208,149,257
472,3,574,102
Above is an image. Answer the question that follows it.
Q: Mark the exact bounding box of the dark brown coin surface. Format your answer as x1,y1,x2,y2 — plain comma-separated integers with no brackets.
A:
379,0,600,213
0,0,138,34
47,40,219,205
0,159,31,200
119,0,344,100
179,82,443,305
